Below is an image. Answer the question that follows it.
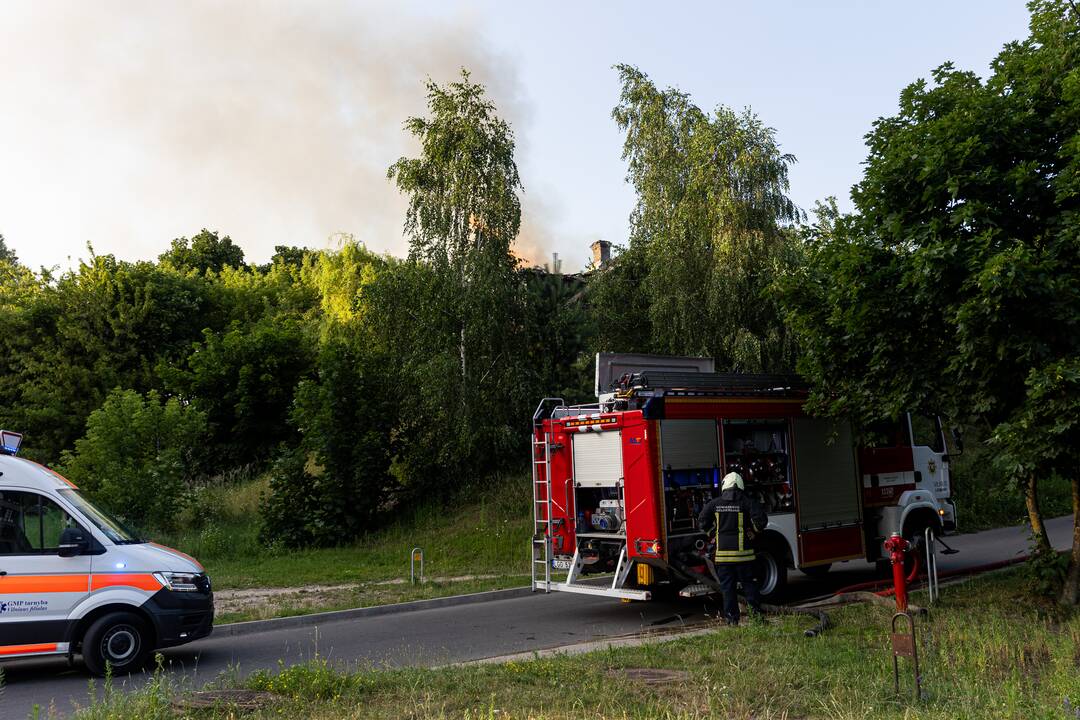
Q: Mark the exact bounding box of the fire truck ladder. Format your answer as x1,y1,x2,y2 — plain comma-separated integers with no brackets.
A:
531,398,564,593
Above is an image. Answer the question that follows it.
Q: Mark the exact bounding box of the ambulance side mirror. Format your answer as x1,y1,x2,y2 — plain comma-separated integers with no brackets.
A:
58,527,89,557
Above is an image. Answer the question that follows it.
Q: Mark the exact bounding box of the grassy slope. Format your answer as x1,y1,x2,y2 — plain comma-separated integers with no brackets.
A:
158,473,533,590
71,568,1080,720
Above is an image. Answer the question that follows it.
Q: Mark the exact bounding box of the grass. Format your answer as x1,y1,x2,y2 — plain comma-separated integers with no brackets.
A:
67,568,1080,719
147,472,534,621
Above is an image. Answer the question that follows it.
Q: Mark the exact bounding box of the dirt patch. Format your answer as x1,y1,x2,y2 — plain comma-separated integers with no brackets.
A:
606,668,692,685
214,574,515,617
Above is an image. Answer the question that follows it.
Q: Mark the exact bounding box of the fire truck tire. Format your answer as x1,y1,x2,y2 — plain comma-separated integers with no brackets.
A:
755,540,789,601
800,563,831,578
81,611,152,677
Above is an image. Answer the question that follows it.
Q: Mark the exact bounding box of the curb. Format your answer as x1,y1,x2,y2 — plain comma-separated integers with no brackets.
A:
453,625,719,667
213,586,533,638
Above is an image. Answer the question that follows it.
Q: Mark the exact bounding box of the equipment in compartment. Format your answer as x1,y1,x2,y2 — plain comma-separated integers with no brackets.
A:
722,419,795,514
663,472,719,533
591,498,624,532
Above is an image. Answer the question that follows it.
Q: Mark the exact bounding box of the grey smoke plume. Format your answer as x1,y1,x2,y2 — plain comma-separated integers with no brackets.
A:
0,1,549,266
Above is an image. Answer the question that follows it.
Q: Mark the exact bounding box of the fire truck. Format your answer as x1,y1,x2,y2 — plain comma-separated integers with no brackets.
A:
531,354,956,601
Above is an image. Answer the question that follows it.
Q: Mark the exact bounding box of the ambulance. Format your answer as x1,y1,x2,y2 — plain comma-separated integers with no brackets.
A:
0,431,213,675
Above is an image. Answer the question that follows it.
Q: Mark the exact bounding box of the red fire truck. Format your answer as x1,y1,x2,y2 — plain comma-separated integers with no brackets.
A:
531,355,956,601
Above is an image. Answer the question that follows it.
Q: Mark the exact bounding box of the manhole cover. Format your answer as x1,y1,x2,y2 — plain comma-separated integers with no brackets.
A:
607,668,691,685
173,689,276,712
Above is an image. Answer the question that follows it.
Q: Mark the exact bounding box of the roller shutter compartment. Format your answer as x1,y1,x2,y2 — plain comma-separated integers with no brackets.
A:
572,431,623,487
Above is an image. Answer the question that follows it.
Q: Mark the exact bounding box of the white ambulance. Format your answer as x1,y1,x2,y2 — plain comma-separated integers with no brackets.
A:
0,431,213,675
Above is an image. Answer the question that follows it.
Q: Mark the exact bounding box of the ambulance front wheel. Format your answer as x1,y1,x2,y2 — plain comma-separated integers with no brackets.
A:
82,611,151,676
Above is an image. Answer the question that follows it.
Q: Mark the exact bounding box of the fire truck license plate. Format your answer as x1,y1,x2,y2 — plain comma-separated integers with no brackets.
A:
551,558,572,570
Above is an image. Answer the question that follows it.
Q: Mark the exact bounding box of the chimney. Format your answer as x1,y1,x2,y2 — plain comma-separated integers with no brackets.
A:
551,252,562,274
590,239,611,268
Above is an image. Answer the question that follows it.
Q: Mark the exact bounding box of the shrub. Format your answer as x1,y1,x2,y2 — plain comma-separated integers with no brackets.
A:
260,338,397,548
57,388,207,530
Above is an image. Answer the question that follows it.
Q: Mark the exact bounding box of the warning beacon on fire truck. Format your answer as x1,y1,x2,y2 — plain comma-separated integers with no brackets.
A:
530,354,956,601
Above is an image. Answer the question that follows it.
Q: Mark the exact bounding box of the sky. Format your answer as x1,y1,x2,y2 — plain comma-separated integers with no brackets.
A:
0,1,1032,273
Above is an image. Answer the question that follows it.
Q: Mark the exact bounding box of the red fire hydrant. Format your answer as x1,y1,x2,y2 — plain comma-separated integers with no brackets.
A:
884,532,910,611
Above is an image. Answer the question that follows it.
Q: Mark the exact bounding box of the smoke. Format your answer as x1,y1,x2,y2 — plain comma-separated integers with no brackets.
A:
0,1,545,267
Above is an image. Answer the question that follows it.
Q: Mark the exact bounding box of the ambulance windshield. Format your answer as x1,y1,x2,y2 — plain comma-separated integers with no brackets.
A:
59,489,144,544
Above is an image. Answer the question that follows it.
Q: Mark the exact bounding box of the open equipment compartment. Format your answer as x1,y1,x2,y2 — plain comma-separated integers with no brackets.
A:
722,418,795,515
659,419,721,536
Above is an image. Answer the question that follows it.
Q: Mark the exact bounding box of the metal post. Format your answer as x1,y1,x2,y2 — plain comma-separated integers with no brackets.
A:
891,612,921,700
410,547,424,584
924,527,939,604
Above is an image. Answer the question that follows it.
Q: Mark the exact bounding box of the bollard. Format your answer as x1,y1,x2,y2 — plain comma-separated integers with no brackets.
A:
924,527,939,604
891,611,921,699
883,533,909,612
410,547,425,584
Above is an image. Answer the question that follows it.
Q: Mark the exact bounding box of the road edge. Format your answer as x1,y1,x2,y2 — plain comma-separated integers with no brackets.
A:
213,586,533,638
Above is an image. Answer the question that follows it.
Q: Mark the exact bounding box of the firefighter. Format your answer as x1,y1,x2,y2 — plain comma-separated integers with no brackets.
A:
698,471,768,625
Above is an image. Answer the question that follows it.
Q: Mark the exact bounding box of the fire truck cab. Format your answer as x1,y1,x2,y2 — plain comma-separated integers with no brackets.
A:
0,431,213,675
531,356,955,601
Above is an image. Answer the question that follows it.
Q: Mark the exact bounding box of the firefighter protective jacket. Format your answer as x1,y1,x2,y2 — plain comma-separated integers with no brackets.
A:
697,488,768,563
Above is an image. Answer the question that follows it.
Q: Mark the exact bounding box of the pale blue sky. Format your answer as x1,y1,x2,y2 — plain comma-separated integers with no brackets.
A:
0,2,1032,271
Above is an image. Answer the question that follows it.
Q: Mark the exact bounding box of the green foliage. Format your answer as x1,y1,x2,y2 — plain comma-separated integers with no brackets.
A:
159,228,245,274
599,65,804,372
161,315,316,471
585,241,652,355
0,254,210,461
58,388,207,529
260,337,397,547
0,233,17,264
521,270,594,402
779,1,1080,596
388,69,521,265
783,3,1080,432
379,69,535,487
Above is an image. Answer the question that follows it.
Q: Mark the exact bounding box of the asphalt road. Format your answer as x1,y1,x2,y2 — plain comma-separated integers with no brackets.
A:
2,515,1073,718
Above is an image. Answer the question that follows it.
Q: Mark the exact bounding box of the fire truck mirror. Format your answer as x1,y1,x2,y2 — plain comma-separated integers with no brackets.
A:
949,427,964,456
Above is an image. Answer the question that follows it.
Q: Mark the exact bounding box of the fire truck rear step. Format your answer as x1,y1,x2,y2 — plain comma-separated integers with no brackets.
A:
542,582,652,601
533,543,652,601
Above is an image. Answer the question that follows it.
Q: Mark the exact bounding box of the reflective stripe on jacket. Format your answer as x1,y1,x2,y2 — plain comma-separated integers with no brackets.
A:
698,488,767,564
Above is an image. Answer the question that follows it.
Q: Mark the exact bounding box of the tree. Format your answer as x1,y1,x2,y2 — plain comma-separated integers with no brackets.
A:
603,65,803,372
160,229,245,274
0,254,210,461
385,69,529,483
780,1,1080,602
260,336,397,547
57,388,207,530
0,234,18,264
388,70,521,266
160,315,316,472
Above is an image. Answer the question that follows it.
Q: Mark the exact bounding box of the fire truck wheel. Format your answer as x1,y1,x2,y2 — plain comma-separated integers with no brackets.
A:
755,541,788,601
800,563,831,578
81,611,151,677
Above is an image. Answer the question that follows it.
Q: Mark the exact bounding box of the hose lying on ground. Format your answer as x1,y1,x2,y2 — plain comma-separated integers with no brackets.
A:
760,602,831,637
689,561,835,637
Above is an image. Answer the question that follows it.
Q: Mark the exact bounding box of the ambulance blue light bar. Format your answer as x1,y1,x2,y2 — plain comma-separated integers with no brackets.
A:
0,430,23,456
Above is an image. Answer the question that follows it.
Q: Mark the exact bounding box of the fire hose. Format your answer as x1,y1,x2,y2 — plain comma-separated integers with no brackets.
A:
690,537,1033,637
687,558,833,637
